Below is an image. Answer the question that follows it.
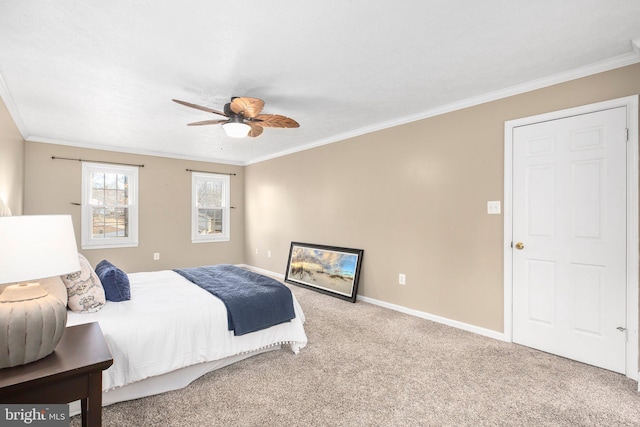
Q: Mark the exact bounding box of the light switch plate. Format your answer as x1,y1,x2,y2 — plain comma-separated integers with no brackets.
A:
487,201,501,215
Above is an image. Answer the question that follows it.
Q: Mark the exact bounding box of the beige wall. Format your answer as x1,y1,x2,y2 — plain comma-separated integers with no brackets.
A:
0,97,24,215
24,142,244,272
13,63,640,334
245,63,640,333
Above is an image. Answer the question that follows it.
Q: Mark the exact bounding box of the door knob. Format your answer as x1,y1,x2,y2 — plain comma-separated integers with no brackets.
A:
515,242,525,250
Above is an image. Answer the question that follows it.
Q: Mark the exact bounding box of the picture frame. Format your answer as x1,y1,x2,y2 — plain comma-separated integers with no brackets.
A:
284,242,364,303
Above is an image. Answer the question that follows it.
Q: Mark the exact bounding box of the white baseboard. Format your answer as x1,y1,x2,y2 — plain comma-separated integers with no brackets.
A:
356,295,508,342
237,264,285,280
242,264,508,342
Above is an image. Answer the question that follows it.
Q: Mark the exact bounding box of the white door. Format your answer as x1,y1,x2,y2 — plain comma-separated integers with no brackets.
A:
512,107,628,373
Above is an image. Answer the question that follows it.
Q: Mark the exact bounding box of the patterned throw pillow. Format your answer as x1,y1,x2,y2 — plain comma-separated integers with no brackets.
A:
61,253,106,313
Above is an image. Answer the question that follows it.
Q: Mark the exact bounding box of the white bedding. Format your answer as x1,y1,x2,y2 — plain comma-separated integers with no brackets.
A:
66,269,308,392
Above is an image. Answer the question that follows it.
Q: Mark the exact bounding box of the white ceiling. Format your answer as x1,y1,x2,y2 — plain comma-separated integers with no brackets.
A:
0,1,639,165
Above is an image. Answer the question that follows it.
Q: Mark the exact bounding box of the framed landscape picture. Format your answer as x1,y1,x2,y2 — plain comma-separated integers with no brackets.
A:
284,242,364,302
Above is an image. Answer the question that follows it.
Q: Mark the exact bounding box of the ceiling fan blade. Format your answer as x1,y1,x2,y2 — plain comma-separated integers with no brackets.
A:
172,99,228,117
247,122,264,138
187,119,229,126
252,114,299,128
230,97,265,118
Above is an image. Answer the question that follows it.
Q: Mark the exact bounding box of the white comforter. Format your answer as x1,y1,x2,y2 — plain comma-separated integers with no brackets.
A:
67,270,308,391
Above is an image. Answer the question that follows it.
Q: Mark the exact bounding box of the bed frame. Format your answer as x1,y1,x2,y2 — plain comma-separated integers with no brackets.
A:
69,346,278,416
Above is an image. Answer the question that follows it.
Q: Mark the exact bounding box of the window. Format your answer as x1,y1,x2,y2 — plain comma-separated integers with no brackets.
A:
192,172,230,243
81,162,138,249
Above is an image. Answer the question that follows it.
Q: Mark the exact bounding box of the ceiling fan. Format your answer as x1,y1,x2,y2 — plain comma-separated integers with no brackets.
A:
172,97,299,138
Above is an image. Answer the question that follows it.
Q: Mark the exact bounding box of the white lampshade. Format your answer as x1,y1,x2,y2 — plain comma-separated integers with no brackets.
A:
223,122,251,138
0,215,80,284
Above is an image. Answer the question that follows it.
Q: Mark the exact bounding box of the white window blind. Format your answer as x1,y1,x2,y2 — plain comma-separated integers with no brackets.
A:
192,172,230,243
81,162,138,249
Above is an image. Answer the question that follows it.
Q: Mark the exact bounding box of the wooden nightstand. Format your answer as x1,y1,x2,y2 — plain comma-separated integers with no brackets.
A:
0,322,113,427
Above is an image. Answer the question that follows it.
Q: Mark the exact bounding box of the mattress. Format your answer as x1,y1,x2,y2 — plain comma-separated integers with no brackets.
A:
66,269,308,392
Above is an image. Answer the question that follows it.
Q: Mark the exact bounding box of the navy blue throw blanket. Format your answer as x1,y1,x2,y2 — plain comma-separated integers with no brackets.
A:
174,264,295,336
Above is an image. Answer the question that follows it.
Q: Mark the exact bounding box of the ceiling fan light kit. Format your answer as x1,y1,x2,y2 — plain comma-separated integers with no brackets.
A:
173,96,299,139
223,121,251,138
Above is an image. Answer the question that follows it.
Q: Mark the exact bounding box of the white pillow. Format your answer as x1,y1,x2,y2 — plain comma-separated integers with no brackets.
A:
61,253,106,313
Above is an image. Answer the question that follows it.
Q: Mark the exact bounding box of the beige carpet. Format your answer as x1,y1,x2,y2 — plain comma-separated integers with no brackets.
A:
72,284,640,426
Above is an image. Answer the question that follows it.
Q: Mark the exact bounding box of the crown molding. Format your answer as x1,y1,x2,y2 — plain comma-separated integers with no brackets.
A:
4,49,640,167
246,50,640,165
26,135,245,166
0,70,28,139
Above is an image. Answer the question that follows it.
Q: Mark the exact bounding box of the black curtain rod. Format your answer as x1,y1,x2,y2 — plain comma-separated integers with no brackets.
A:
186,168,236,176
52,156,144,168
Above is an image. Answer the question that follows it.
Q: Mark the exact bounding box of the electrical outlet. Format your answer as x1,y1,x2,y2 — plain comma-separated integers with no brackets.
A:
399,273,406,285
153,253,160,261
487,201,501,215
255,248,259,255
268,250,272,258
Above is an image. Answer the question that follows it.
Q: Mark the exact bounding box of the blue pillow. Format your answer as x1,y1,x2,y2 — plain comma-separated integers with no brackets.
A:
95,260,131,302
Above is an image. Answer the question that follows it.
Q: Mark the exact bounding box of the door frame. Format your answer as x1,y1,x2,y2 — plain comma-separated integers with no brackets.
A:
503,95,639,381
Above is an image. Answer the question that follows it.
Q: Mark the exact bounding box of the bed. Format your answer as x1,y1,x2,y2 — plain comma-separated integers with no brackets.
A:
65,265,308,415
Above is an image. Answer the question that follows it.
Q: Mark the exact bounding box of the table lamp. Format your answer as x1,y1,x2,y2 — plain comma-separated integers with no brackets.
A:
0,215,80,368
